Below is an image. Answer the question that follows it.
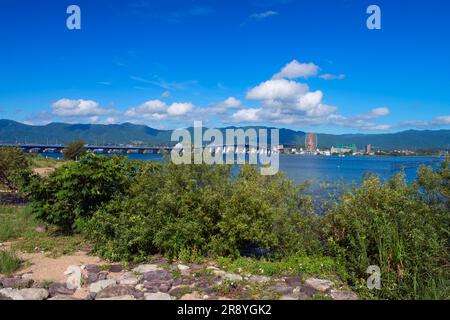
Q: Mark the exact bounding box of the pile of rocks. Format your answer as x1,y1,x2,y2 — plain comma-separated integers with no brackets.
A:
0,260,357,301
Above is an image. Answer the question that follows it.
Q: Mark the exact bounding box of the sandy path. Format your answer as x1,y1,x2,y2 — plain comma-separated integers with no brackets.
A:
16,251,106,282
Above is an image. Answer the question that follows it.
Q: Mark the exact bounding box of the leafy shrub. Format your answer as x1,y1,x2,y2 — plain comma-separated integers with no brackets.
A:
62,140,87,160
26,154,154,232
0,147,31,191
85,161,320,261
324,173,449,299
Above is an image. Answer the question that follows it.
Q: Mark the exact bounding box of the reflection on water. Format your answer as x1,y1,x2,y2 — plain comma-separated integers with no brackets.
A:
38,153,443,185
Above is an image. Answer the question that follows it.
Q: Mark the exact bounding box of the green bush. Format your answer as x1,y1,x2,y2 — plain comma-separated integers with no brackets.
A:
62,140,87,161
0,147,31,191
26,154,155,233
85,161,320,261
324,173,449,299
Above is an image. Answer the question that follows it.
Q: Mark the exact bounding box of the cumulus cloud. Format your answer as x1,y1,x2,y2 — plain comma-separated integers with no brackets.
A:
167,102,194,116
232,108,262,122
51,99,110,117
246,79,309,101
213,97,242,109
273,60,319,79
320,73,345,81
125,100,167,117
356,107,390,120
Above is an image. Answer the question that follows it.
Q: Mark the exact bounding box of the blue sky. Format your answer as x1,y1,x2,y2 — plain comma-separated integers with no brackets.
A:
0,0,449,133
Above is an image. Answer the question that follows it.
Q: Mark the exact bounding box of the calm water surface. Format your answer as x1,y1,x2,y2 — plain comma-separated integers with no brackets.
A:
39,153,443,185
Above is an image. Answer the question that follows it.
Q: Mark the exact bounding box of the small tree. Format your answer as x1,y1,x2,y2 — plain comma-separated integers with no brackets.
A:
0,147,31,191
63,140,87,160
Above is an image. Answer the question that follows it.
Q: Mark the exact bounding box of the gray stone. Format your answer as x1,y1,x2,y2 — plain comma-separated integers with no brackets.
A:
97,295,136,300
96,285,143,300
1,277,33,289
49,283,76,297
268,284,293,295
64,265,82,290
109,264,123,273
132,264,162,274
249,275,270,284
20,288,49,300
1,288,50,300
89,279,117,293
143,270,171,282
284,276,301,287
280,295,298,300
85,264,100,274
304,278,334,293
118,272,141,286
223,273,243,282
144,292,173,300
0,288,24,300
329,290,358,300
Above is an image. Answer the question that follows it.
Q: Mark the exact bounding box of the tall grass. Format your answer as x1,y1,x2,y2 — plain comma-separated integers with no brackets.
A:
0,205,37,242
0,250,22,275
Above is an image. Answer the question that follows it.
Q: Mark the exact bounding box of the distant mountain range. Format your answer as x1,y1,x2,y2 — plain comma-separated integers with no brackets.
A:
1,119,450,150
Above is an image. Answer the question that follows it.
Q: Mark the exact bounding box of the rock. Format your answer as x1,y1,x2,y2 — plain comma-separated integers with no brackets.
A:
180,292,203,300
169,286,191,297
35,225,47,233
268,284,293,295
304,278,334,293
85,264,100,274
329,290,358,300
223,273,243,282
1,277,33,289
96,285,143,300
144,292,173,300
48,295,79,300
73,288,91,300
284,276,302,287
178,264,190,271
0,288,24,300
143,270,171,282
280,295,298,300
21,273,34,280
132,264,162,274
249,275,270,284
64,265,82,290
118,272,141,286
2,288,50,300
49,283,76,297
20,288,49,300
159,283,171,293
89,279,117,293
108,264,123,273
97,295,136,300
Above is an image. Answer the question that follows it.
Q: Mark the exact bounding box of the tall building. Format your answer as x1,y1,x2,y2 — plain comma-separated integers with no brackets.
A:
305,133,318,152
365,144,372,154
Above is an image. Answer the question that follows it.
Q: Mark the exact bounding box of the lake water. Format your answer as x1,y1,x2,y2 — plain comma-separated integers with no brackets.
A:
38,153,443,185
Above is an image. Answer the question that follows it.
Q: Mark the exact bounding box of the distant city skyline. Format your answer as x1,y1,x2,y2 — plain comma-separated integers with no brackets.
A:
0,0,449,134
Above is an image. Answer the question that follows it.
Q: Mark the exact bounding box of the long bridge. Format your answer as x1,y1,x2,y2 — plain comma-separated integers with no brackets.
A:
0,143,173,154
0,143,284,155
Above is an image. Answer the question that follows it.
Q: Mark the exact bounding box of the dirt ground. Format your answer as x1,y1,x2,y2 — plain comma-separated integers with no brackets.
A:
32,167,56,177
16,251,106,283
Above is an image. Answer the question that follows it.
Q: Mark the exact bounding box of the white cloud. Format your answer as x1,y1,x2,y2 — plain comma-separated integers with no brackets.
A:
51,99,109,117
125,100,167,117
434,115,450,124
167,102,194,116
214,97,242,109
273,60,319,79
246,79,309,101
320,74,345,81
250,11,278,20
161,91,171,98
357,107,390,120
232,108,262,122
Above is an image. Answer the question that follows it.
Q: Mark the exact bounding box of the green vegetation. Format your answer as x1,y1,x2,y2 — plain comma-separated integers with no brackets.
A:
0,250,22,275
62,140,87,160
0,147,31,191
0,146,448,299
